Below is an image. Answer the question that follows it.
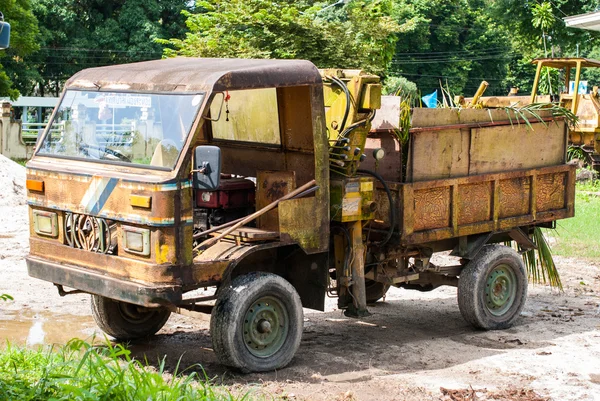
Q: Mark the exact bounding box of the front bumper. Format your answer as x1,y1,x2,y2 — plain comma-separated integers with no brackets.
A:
26,255,182,308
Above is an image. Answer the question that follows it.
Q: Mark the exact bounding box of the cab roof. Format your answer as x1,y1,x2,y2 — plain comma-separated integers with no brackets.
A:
531,57,600,69
65,57,322,93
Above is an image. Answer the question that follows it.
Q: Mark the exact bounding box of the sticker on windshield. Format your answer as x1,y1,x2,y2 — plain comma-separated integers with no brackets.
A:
102,94,152,108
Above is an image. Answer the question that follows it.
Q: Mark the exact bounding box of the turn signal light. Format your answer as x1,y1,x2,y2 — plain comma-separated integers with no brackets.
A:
130,195,152,209
26,179,44,192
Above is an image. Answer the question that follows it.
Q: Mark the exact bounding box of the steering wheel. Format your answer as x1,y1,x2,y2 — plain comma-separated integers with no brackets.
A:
80,143,131,163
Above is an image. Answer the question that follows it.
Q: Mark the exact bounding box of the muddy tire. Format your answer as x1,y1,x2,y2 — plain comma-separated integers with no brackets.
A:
91,295,171,340
211,272,303,373
365,280,390,303
458,245,527,330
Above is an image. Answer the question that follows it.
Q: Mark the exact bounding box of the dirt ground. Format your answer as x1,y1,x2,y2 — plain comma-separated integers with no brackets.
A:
1,200,600,401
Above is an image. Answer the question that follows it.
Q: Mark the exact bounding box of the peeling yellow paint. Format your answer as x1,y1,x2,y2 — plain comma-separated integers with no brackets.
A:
156,244,171,264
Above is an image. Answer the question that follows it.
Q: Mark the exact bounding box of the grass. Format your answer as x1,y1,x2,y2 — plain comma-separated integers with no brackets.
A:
10,158,28,167
545,180,600,259
0,339,247,401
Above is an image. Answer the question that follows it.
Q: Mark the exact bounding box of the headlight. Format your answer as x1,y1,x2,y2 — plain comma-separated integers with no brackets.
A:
33,210,58,237
122,226,150,256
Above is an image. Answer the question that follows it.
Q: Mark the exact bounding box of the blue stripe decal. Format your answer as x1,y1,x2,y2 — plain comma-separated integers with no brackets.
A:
87,178,119,215
27,200,188,227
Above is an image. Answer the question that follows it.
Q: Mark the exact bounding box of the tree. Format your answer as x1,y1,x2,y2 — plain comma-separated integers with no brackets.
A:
390,0,512,96
159,0,403,76
9,0,190,97
493,0,599,56
531,1,554,56
489,0,600,95
0,0,39,99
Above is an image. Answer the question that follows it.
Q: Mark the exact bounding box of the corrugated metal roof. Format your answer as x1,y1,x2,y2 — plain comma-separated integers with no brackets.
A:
531,58,600,69
65,57,322,93
564,10,600,32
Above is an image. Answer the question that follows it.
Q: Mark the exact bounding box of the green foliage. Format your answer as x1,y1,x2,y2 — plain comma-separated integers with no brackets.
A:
0,0,39,99
522,227,562,290
531,1,553,33
0,339,242,401
0,294,13,301
159,0,401,75
567,146,588,162
382,75,418,97
491,0,600,96
545,187,600,259
8,0,190,96
575,177,600,193
493,0,599,55
390,0,512,96
537,67,561,95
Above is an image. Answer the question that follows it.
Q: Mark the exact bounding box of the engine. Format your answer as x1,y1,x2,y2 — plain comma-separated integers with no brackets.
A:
194,177,256,233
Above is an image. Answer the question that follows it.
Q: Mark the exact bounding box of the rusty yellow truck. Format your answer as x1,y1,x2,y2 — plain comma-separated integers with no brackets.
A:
26,58,574,372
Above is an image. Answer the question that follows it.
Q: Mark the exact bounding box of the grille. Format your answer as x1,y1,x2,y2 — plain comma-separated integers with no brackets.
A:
64,213,115,254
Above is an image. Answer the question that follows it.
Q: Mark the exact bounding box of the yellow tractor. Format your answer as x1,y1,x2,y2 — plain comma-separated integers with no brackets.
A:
531,58,600,169
461,57,600,170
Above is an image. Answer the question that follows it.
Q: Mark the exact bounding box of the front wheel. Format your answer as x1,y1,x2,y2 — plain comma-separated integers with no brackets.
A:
91,295,171,340
457,245,527,330
210,273,303,372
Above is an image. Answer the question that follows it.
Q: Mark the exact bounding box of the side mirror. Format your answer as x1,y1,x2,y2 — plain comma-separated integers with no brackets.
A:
204,92,225,122
0,20,10,50
193,145,221,190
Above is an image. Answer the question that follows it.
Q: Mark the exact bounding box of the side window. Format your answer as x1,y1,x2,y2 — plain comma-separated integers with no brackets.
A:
210,88,281,145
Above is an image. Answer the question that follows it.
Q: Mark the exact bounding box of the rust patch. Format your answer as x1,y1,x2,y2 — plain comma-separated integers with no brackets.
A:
413,186,451,231
265,180,288,200
537,173,567,212
498,177,531,218
458,182,492,225
256,170,296,231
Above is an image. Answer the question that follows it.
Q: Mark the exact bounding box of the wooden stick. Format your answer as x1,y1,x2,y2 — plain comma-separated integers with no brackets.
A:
193,215,245,239
195,179,317,251
193,185,319,239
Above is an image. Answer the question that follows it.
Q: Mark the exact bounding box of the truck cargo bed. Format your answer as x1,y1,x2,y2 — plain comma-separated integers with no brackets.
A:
377,164,575,245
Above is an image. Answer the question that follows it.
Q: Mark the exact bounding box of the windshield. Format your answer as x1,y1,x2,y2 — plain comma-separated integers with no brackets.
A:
37,90,204,169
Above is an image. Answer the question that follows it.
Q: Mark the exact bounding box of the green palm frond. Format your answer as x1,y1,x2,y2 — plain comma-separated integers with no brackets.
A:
503,103,579,129
567,145,587,162
523,227,563,290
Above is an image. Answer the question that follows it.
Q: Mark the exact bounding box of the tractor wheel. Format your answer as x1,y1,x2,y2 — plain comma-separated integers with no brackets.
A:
91,295,171,340
457,245,527,330
210,272,303,373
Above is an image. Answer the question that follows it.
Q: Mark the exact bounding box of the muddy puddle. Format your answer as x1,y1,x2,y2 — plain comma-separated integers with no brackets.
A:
0,310,98,346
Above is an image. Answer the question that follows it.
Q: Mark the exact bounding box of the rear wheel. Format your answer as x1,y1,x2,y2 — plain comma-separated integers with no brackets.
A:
458,245,527,330
365,280,390,303
91,295,171,340
211,272,303,372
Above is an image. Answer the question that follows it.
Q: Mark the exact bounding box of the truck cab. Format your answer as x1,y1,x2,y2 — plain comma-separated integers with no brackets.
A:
26,58,342,372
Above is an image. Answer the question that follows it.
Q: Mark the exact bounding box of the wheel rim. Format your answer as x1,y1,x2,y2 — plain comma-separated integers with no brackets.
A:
243,296,288,358
485,264,517,316
118,303,160,324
